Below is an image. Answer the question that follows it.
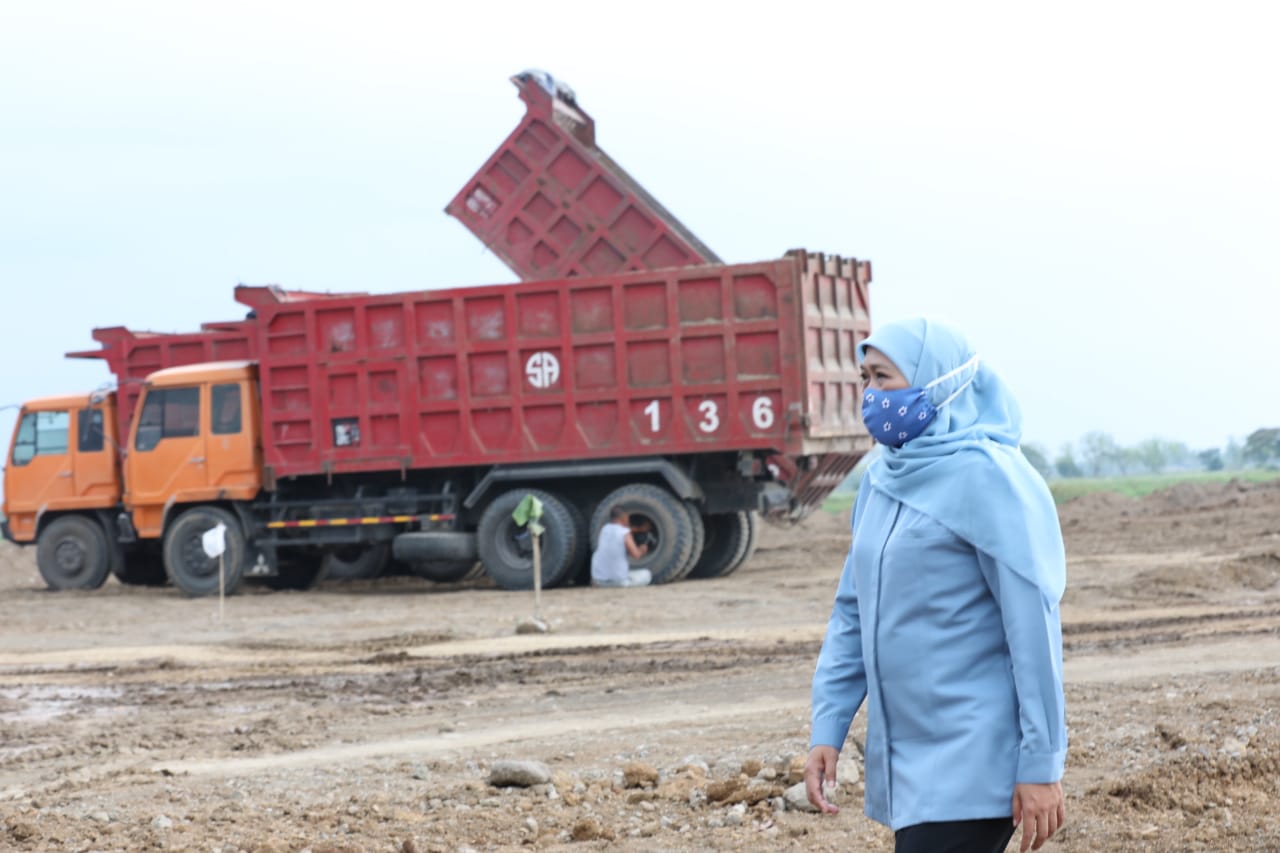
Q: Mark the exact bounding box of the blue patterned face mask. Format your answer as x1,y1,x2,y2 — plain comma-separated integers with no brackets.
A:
861,355,979,448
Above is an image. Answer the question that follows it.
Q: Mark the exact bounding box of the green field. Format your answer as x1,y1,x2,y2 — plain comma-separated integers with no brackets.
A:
1045,469,1279,503
821,469,1280,515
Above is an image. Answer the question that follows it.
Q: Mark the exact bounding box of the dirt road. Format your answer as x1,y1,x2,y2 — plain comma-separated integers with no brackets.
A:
2,477,1279,852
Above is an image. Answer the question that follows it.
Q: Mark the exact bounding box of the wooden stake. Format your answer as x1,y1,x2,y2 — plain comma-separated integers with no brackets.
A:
218,552,225,623
531,530,543,620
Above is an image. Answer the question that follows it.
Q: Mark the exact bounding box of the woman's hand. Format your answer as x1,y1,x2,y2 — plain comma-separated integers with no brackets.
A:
1012,781,1065,851
802,745,840,814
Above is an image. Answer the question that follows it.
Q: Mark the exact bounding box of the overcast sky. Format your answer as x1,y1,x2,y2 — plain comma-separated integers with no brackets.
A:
2,1,1276,484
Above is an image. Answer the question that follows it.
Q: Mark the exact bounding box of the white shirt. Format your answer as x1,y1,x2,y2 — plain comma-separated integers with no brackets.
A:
591,522,631,585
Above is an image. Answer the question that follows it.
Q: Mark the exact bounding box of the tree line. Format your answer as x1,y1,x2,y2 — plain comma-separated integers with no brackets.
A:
1022,427,1280,480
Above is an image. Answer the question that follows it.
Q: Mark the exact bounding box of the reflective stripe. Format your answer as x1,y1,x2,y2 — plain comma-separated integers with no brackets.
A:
265,514,451,530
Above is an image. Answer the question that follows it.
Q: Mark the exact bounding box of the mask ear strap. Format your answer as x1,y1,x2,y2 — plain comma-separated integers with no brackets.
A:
926,354,980,407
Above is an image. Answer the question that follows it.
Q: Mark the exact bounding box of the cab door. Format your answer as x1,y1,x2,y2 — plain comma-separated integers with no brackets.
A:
72,404,122,505
3,409,74,541
125,385,207,537
205,381,260,494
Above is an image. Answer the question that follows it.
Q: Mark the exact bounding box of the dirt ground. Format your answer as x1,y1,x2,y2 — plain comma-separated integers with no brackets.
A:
2,478,1279,853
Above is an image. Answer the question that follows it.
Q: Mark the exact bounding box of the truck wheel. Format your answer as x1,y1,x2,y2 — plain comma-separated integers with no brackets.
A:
687,512,751,580
163,506,247,597
36,515,112,590
113,545,169,587
670,502,706,582
477,489,578,591
589,484,696,585
321,544,390,581
728,511,760,572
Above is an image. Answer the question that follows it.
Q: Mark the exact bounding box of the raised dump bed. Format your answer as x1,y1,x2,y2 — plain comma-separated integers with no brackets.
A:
446,70,721,281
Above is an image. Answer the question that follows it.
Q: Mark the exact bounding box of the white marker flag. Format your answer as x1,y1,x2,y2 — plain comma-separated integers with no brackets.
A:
202,523,227,558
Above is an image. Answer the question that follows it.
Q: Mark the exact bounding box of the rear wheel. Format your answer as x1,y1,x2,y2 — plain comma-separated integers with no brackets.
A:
687,512,752,580
477,489,578,591
589,484,696,585
163,506,247,597
36,515,112,590
729,511,760,573
320,543,390,581
669,502,705,582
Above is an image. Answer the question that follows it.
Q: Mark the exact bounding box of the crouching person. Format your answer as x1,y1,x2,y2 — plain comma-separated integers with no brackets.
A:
591,507,652,587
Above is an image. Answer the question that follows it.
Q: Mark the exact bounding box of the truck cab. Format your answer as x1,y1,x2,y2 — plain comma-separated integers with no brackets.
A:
124,361,264,539
2,392,123,588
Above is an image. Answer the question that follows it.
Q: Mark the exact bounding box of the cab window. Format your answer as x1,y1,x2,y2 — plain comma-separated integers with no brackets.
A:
211,384,242,435
11,410,70,466
135,388,200,452
78,408,105,452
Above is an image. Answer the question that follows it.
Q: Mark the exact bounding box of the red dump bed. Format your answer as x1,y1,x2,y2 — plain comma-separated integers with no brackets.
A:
446,71,721,281
243,251,873,496
67,288,358,439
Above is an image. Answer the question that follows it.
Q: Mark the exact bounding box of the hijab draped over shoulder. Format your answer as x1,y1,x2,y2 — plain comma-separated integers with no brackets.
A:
857,317,1066,602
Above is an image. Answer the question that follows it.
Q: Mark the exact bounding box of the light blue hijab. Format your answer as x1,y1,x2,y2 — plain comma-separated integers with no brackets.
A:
858,318,1066,602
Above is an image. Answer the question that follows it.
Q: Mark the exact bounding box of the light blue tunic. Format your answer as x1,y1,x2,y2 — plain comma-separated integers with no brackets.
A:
810,487,1067,830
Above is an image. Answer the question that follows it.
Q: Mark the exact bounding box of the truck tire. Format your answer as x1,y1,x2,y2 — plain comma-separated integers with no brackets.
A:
394,532,481,583
410,559,481,583
36,515,112,590
320,543,390,581
589,484,696,585
687,512,752,580
728,511,760,573
392,531,477,563
477,489,578,591
163,506,247,597
669,502,706,582
113,545,169,587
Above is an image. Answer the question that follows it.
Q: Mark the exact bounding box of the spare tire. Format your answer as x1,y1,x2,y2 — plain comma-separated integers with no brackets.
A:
409,559,481,583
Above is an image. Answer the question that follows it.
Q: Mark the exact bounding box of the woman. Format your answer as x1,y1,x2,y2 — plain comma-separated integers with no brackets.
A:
804,318,1067,853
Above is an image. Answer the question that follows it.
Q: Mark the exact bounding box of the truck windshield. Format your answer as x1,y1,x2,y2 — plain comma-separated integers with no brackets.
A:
135,388,200,452
11,410,70,466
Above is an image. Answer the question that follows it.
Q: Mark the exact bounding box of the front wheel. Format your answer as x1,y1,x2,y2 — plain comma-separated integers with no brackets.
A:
36,515,112,590
163,506,247,597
